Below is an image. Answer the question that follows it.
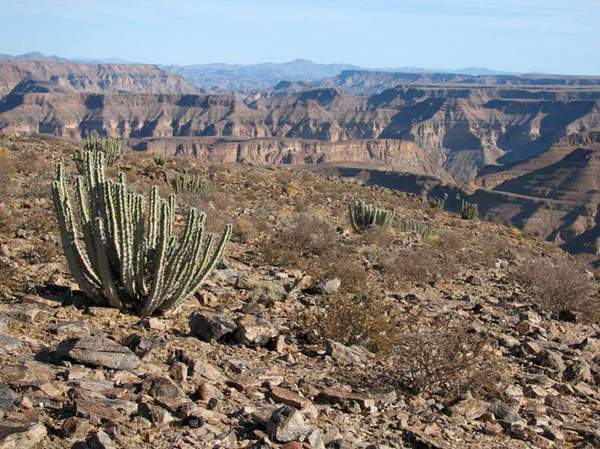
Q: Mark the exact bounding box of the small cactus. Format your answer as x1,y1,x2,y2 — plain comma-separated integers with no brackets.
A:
168,172,214,195
153,154,167,166
52,150,231,316
461,200,478,220
349,199,395,232
398,219,435,239
75,134,123,172
429,193,448,211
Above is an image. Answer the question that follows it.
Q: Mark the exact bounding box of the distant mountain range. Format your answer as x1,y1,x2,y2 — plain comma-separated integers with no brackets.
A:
0,52,519,91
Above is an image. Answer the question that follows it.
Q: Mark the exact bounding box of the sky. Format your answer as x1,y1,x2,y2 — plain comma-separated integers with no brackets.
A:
1,0,599,75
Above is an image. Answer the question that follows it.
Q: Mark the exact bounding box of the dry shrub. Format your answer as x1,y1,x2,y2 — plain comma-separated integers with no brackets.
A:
512,257,598,323
0,149,16,198
386,245,459,285
316,250,368,294
262,213,337,267
300,293,398,353
232,217,258,244
381,317,506,398
19,241,57,264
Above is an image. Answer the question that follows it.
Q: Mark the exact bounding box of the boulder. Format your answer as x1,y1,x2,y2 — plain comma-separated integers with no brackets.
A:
56,335,139,370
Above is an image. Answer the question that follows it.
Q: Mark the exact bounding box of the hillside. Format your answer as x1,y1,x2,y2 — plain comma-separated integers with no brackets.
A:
0,60,198,97
0,136,598,449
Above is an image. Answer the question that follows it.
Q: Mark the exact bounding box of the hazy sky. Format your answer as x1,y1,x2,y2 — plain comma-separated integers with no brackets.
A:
1,0,599,74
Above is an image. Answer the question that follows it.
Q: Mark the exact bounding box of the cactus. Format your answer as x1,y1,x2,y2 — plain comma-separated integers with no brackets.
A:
52,152,231,316
75,135,123,172
168,172,214,195
349,199,395,232
153,154,166,167
429,193,448,211
461,200,478,220
398,219,435,239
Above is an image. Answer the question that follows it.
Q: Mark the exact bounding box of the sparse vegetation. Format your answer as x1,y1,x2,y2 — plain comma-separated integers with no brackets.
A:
52,149,232,316
381,317,506,398
512,256,598,322
349,199,394,232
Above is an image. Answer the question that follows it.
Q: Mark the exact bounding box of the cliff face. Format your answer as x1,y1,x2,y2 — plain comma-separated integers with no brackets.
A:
0,60,198,97
1,85,599,184
130,137,454,183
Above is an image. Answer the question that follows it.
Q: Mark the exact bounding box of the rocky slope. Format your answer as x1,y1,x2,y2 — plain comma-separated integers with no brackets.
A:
0,60,198,98
0,136,599,449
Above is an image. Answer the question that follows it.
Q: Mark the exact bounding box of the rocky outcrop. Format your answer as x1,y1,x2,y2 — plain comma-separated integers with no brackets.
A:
0,60,197,97
1,85,599,183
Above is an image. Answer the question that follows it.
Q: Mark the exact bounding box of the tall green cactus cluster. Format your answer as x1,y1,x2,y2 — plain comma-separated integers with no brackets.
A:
75,135,123,172
349,199,395,232
52,150,231,316
398,219,435,239
168,172,214,195
461,200,479,220
429,193,448,211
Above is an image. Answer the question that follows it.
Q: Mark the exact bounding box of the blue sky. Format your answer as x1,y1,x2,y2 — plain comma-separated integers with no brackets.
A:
1,0,599,74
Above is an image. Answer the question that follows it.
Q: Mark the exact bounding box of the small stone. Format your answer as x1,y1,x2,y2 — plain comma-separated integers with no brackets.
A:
61,417,91,438
197,383,223,402
563,360,593,383
489,400,522,424
269,386,306,409
325,339,369,365
319,278,341,294
235,315,279,347
87,430,116,449
189,311,236,342
0,384,19,411
535,349,566,373
466,275,483,286
448,397,489,421
267,406,309,443
168,361,188,383
138,402,175,425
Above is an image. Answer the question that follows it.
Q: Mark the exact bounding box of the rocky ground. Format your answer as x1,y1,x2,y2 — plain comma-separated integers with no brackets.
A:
0,136,599,449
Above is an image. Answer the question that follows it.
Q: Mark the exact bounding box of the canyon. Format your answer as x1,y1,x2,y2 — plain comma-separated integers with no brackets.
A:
1,59,600,260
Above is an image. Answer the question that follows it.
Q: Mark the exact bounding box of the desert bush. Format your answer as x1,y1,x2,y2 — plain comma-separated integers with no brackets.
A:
0,147,16,198
381,317,505,398
349,199,395,232
232,217,258,243
386,245,459,285
262,213,337,267
52,152,231,316
512,257,598,322
300,293,398,353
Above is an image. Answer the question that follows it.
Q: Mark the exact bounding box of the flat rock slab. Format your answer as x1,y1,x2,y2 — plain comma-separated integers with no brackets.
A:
0,333,24,354
0,422,47,449
70,388,137,424
0,385,19,412
56,335,139,370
